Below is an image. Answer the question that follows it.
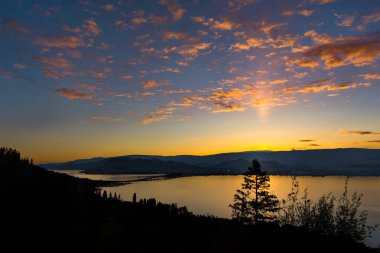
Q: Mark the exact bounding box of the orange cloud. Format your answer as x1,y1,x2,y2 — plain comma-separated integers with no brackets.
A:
298,82,370,93
251,96,296,107
260,22,283,35
4,18,28,34
304,30,334,44
226,0,256,12
160,31,188,40
66,50,82,59
298,9,314,16
139,106,175,124
41,67,73,79
149,15,169,25
162,89,192,95
195,88,254,113
214,89,245,99
177,61,189,66
283,10,314,16
310,0,335,4
178,43,212,58
336,15,354,27
210,19,238,30
194,17,241,31
362,11,380,24
103,4,116,12
56,88,92,100
83,18,101,36
121,75,133,80
268,34,298,49
142,80,169,89
158,0,186,21
191,16,205,23
32,56,73,69
34,36,83,48
115,19,132,30
358,73,380,80
62,25,81,33
282,11,295,16
131,17,147,25
269,79,288,85
297,33,380,68
212,101,246,113
230,37,264,51
294,72,308,79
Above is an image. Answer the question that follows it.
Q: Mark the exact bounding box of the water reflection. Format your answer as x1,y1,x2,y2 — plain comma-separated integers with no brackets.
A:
54,170,380,247
102,175,380,247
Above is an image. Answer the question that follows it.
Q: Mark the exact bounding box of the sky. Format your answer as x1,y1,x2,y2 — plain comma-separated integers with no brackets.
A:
1,0,380,163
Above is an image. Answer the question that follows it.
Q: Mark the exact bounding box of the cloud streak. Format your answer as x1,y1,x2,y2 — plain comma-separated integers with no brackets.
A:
339,130,380,136
35,36,83,48
56,88,92,100
142,80,169,89
4,18,28,34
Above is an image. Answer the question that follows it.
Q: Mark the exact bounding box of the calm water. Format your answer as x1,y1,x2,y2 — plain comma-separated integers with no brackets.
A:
52,170,164,182
56,171,380,247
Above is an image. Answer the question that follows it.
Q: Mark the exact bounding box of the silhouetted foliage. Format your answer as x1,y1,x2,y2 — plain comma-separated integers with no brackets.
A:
230,159,280,224
133,192,137,203
1,148,376,252
279,177,378,242
102,190,108,199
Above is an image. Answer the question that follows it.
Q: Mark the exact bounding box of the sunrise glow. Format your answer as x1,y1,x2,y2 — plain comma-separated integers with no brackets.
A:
1,0,380,163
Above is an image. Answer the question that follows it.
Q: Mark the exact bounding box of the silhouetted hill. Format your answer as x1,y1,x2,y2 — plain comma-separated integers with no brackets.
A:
85,157,209,174
1,148,375,252
42,148,380,176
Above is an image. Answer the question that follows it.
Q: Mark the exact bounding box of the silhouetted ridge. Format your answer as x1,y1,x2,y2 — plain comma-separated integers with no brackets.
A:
42,148,380,176
85,157,208,174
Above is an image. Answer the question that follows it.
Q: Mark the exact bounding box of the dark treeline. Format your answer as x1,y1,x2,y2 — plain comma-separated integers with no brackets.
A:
0,148,377,252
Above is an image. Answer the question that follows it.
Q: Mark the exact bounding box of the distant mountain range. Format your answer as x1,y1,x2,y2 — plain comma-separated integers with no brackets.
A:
40,149,380,176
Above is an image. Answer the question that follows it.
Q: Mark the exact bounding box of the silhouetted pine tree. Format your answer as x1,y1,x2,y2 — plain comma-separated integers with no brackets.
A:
133,192,137,203
102,190,108,199
230,159,280,224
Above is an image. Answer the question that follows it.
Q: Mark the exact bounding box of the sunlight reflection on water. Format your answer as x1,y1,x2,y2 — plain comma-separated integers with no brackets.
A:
103,175,380,248
55,171,380,248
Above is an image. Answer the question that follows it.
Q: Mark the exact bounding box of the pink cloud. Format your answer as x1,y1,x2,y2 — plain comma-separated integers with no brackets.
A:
35,36,83,48
56,88,92,100
159,0,186,21
4,18,28,34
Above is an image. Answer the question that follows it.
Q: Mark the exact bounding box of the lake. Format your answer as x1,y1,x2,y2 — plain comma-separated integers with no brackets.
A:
57,171,380,247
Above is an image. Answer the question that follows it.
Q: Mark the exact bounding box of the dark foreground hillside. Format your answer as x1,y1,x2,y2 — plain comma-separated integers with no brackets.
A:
0,149,376,252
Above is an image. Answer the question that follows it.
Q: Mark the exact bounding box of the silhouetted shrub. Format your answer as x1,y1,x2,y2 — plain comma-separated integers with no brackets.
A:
279,177,378,242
